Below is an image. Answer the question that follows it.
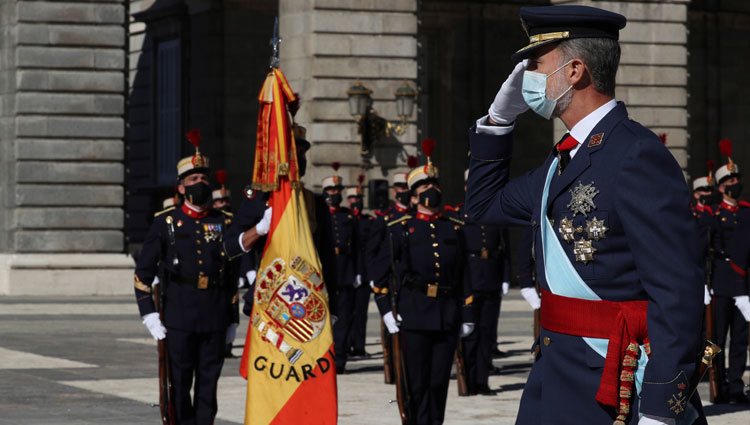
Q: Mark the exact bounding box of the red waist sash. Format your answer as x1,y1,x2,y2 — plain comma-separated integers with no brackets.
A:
540,289,650,421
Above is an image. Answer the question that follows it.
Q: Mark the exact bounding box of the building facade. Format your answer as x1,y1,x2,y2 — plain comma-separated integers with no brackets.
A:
0,0,746,294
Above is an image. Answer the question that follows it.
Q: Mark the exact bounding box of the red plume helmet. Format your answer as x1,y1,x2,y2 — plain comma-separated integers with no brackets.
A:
421,138,436,164
658,133,667,145
357,174,365,187
719,139,736,172
407,155,418,169
215,169,227,187
332,162,341,173
186,129,201,149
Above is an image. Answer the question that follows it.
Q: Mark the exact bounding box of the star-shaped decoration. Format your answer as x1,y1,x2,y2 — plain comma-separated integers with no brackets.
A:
558,217,576,243
567,182,599,216
586,217,608,240
573,239,597,264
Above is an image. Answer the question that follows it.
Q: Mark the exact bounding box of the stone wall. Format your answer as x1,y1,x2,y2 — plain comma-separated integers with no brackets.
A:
279,0,419,193
551,0,690,169
0,0,130,295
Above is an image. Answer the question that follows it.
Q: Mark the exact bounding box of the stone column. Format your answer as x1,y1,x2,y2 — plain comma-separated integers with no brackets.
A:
551,0,690,169
0,0,132,295
279,0,418,192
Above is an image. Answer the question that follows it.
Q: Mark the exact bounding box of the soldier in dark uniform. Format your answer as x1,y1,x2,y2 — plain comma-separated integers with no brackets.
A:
710,151,750,403
691,172,717,309
375,146,475,425
346,184,375,358
134,133,238,425
449,169,511,396
320,168,359,373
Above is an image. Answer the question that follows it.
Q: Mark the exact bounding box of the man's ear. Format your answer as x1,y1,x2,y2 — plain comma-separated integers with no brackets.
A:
569,58,587,88
177,183,185,195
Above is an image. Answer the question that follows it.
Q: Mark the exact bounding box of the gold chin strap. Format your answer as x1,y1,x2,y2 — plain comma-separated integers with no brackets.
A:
529,31,570,43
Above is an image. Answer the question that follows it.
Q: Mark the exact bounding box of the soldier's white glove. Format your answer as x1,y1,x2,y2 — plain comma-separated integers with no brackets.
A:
488,60,529,125
331,315,338,325
354,274,362,288
520,287,541,310
226,323,238,344
383,312,402,334
501,282,510,296
733,295,750,322
460,323,475,338
246,270,257,287
142,312,167,340
255,207,273,236
638,414,675,425
152,276,160,287
703,285,712,306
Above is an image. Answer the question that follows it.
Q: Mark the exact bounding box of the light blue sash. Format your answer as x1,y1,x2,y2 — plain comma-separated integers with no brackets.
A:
540,158,655,413
540,158,697,423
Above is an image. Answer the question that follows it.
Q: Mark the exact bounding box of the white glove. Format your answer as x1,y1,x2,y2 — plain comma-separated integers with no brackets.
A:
501,282,510,296
383,312,402,334
255,207,273,236
142,312,167,340
488,60,529,124
638,414,675,425
520,287,541,310
246,270,257,287
460,323,475,338
226,323,238,344
331,315,338,325
703,285,712,306
734,295,750,322
353,274,362,288
152,276,160,287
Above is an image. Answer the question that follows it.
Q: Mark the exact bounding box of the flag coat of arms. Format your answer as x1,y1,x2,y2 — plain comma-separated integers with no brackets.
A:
240,67,337,424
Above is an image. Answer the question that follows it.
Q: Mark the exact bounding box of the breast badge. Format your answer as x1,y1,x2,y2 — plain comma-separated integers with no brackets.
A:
558,182,606,264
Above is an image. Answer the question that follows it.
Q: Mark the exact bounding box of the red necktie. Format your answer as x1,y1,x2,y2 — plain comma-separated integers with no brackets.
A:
556,134,578,172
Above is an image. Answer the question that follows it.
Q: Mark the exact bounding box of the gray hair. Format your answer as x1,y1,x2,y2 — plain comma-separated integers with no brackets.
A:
557,38,620,97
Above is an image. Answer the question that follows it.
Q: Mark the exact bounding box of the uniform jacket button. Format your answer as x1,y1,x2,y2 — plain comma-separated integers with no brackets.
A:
543,336,551,346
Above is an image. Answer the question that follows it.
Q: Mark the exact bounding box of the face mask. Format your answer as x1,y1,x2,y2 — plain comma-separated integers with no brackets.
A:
184,181,212,207
350,201,363,214
698,195,713,206
418,187,442,208
522,59,574,120
395,191,411,207
725,183,742,199
326,193,342,207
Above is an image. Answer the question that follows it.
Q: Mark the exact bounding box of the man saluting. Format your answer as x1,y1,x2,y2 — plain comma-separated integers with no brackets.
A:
466,5,706,425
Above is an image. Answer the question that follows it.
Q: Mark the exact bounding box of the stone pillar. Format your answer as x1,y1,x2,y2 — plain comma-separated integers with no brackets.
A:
551,0,690,169
0,0,132,295
279,0,418,192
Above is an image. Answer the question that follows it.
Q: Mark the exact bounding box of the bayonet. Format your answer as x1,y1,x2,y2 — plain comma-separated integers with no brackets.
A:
270,16,280,68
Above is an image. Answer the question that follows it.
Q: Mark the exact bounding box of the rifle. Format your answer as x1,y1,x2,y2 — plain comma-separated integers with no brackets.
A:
704,225,719,402
155,216,177,425
381,320,395,384
454,340,469,396
388,231,410,424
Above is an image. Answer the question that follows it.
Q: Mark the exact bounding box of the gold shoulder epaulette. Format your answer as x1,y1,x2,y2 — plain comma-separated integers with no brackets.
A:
448,216,465,226
220,210,234,217
387,214,412,227
154,206,175,217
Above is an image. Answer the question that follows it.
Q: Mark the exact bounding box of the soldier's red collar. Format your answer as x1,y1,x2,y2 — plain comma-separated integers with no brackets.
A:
394,203,408,213
328,206,339,214
182,203,208,219
415,211,441,222
694,203,713,214
719,200,739,213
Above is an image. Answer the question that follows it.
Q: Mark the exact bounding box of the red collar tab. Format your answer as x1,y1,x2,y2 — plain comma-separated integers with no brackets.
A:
694,203,712,214
182,204,208,219
739,201,750,209
415,212,440,222
394,203,408,213
329,206,339,214
556,135,579,152
720,201,739,213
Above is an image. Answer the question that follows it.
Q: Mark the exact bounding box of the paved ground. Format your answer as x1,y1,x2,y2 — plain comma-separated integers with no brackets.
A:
0,291,747,424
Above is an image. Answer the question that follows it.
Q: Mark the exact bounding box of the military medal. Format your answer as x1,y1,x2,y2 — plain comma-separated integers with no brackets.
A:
567,182,599,216
573,239,596,263
480,247,489,259
198,273,209,289
558,217,576,243
585,217,608,240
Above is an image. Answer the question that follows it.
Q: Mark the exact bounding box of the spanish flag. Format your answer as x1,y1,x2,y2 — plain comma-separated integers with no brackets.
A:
240,68,338,424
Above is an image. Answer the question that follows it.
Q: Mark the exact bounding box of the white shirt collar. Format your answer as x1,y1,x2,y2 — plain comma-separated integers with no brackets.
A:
566,99,617,158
